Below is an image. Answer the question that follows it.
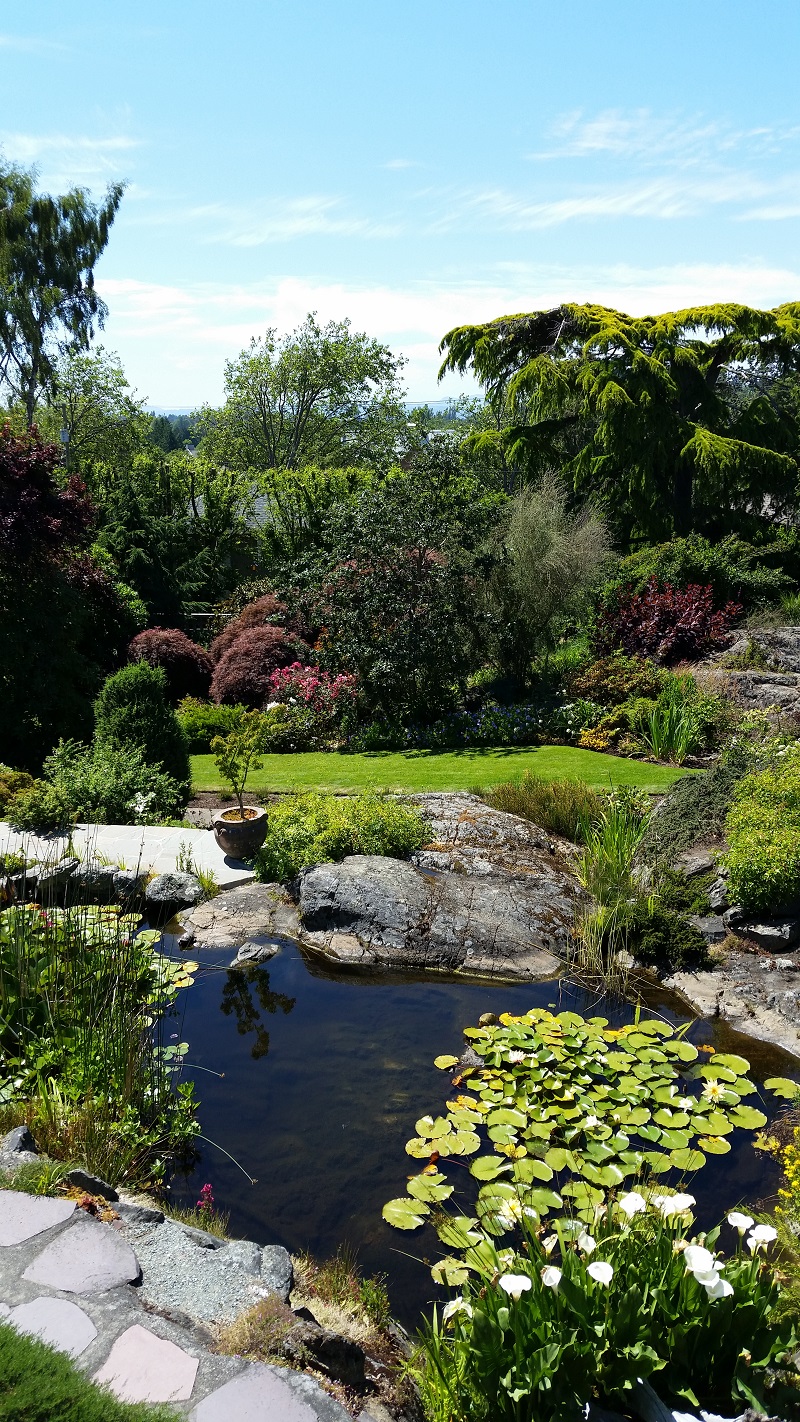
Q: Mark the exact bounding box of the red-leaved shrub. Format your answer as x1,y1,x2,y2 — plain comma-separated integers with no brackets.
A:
210,594,302,664
129,628,213,702
592,578,741,665
210,626,307,707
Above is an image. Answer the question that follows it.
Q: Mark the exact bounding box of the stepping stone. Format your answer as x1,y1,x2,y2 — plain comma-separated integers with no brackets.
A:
190,1363,348,1420
93,1323,199,1404
0,1191,74,1246
23,1215,140,1294
8,1296,97,1358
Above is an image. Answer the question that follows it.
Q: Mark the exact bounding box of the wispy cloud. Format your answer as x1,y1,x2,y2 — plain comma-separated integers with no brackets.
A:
532,108,800,166
182,196,400,245
384,158,418,169
0,130,140,186
0,32,67,54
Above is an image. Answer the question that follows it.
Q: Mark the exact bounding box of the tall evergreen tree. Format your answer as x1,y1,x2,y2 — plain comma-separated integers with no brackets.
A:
439,303,800,543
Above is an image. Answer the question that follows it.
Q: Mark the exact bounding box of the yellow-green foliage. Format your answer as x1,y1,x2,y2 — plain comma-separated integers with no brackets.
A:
254,792,427,881
726,746,800,912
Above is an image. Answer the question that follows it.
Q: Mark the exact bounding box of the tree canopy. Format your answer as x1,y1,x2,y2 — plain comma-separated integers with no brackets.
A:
439,302,800,543
0,160,124,425
198,312,408,472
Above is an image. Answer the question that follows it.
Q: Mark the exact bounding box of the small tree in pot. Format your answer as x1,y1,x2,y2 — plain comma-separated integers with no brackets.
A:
210,711,269,857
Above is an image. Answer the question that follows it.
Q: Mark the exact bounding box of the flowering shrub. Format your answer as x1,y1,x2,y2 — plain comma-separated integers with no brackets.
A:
210,626,307,707
129,628,212,702
357,699,604,753
593,578,741,664
267,662,359,739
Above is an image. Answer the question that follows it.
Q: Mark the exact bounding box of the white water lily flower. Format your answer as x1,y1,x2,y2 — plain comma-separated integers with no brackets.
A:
728,1211,754,1235
702,1078,726,1103
541,1234,558,1255
442,1296,473,1322
583,1115,600,1129
705,1276,734,1300
578,1231,596,1255
499,1273,532,1298
684,1245,717,1277
506,1050,525,1063
496,1197,524,1229
747,1224,778,1252
541,1266,562,1290
660,1193,696,1219
587,1260,614,1286
618,1191,647,1217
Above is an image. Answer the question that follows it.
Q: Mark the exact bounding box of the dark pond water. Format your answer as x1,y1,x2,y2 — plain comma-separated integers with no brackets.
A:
162,935,800,1329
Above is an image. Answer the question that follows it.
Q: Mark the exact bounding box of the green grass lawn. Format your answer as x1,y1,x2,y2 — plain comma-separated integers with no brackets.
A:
191,745,690,796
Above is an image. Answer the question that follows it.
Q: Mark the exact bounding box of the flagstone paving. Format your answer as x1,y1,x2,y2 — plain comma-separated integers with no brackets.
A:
0,822,255,890
0,1179,348,1419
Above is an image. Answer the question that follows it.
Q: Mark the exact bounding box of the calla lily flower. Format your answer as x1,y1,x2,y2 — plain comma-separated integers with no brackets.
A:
442,1296,473,1322
587,1260,613,1286
577,1231,596,1254
618,1191,646,1217
727,1211,754,1234
747,1224,777,1252
705,1276,734,1300
541,1234,558,1255
499,1273,532,1298
660,1193,696,1218
541,1266,562,1290
684,1244,717,1277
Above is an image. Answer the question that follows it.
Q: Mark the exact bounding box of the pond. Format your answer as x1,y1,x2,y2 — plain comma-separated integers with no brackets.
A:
163,935,799,1329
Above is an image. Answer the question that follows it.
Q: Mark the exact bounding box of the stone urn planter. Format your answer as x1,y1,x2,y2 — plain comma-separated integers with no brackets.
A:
212,806,268,859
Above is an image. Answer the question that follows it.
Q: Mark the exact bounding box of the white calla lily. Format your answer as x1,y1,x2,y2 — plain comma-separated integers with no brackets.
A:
498,1273,532,1298
747,1225,777,1252
577,1231,596,1255
618,1191,646,1218
727,1212,754,1235
660,1193,696,1219
683,1244,717,1277
541,1266,562,1290
541,1234,558,1255
442,1296,473,1322
705,1276,734,1300
586,1260,613,1286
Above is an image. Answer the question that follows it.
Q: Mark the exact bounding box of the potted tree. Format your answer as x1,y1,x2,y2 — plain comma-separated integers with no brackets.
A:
210,711,269,857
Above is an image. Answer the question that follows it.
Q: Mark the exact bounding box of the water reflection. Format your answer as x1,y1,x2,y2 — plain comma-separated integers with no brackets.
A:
219,964,295,1060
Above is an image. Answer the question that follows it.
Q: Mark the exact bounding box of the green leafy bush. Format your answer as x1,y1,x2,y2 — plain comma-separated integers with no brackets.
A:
261,703,317,752
622,901,710,970
0,1321,179,1422
6,780,73,834
568,652,663,706
484,773,602,842
45,740,183,825
94,661,190,795
605,534,795,612
726,745,800,912
177,697,246,753
655,867,714,916
0,766,35,817
254,792,427,881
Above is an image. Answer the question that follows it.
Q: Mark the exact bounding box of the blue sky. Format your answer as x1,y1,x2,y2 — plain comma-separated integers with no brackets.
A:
4,1,800,407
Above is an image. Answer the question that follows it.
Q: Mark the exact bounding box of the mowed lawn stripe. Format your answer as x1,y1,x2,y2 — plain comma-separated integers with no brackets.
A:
190,746,690,796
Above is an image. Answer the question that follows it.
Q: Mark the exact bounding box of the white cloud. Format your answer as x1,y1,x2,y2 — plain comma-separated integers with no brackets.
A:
184,196,399,245
0,130,140,187
384,158,418,169
0,33,66,54
99,261,800,408
534,109,800,165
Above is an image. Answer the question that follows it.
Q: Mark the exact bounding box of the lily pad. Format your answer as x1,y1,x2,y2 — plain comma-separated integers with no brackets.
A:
471,1155,511,1181
765,1076,800,1099
434,1055,460,1070
382,1197,429,1229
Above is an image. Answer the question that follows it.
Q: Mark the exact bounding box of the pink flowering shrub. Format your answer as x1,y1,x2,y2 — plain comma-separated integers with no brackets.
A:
267,662,359,736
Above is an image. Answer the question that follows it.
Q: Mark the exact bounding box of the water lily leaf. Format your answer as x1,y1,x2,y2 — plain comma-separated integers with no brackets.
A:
431,1257,470,1286
697,1136,731,1155
406,1137,438,1159
729,1104,767,1130
488,1125,518,1146
605,1051,634,1069
407,1175,453,1202
635,1124,662,1143
654,1109,690,1129
525,1187,562,1212
624,1107,652,1126
471,1155,511,1181
523,1120,555,1140
643,1151,672,1174
700,1110,734,1136
545,1146,577,1172
665,1040,699,1062
382,1197,429,1229
765,1076,800,1099
513,1158,553,1184
416,1116,451,1139
661,1129,690,1150
434,1055,460,1070
561,1180,604,1206
436,1216,482,1250
694,1064,739,1083
487,1107,527,1128
710,1053,750,1076
669,1147,705,1172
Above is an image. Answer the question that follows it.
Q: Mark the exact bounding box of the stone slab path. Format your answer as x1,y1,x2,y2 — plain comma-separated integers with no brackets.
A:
0,822,255,890
0,1189,347,1420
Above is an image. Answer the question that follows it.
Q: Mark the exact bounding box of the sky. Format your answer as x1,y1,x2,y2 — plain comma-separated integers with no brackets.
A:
4,0,800,408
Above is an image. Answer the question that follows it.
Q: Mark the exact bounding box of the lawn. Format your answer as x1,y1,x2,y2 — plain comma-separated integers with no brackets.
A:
191,745,690,796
